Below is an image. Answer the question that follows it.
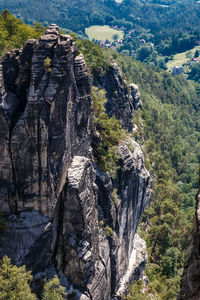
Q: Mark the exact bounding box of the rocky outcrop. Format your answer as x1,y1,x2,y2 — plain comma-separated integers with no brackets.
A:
96,140,151,297
95,62,142,132
0,24,92,217
178,178,200,300
0,25,151,299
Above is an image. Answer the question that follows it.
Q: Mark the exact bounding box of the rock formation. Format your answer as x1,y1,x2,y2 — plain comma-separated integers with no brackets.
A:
95,61,142,133
178,177,200,300
0,25,151,299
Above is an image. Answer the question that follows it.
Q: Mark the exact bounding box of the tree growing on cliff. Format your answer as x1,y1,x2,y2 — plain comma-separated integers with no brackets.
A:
0,256,67,299
42,276,67,300
0,256,36,300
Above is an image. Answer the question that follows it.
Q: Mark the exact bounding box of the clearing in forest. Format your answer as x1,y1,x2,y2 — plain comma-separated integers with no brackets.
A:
85,25,124,42
167,46,200,71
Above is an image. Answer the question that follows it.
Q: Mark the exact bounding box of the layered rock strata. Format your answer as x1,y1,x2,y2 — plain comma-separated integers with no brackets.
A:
0,25,151,299
95,61,142,133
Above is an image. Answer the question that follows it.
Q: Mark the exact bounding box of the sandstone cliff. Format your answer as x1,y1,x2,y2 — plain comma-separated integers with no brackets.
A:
178,177,200,300
0,25,151,299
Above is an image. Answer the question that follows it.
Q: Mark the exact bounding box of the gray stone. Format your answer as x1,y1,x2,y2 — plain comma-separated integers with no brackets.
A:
94,61,142,132
0,25,151,300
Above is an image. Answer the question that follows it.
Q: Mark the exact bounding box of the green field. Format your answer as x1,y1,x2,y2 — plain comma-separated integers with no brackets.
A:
85,25,124,42
167,46,200,70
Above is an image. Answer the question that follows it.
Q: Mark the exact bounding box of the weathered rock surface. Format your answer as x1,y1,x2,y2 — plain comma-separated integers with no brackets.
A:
116,233,147,297
178,179,200,300
96,140,151,297
0,25,151,299
0,24,92,217
95,62,142,132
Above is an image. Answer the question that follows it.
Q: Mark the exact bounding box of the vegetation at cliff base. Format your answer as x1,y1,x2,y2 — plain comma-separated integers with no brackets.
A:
42,276,67,300
0,256,36,300
0,256,67,300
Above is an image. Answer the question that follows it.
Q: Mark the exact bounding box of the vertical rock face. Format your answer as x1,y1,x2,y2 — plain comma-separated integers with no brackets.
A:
0,24,92,217
96,140,151,297
0,25,151,299
95,62,142,133
178,179,200,300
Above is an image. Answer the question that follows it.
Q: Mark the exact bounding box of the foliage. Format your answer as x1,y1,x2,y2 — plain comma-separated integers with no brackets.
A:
136,46,153,62
98,220,104,228
0,256,36,300
42,276,67,300
43,57,52,73
3,0,200,63
111,188,119,207
79,45,199,298
0,256,67,300
92,86,125,177
70,34,109,75
104,226,114,237
0,10,199,299
0,10,45,57
188,63,200,82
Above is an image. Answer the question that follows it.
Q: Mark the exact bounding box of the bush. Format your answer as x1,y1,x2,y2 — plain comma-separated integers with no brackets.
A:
104,226,113,237
42,276,66,300
92,86,125,177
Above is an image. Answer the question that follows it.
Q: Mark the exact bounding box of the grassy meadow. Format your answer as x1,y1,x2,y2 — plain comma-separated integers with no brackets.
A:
85,25,124,42
167,46,200,70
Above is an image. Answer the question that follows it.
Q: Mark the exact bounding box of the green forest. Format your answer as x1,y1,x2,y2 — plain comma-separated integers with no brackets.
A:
2,0,200,60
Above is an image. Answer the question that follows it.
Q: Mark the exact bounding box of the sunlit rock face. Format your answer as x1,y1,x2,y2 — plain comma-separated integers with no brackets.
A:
178,180,200,300
0,25,151,299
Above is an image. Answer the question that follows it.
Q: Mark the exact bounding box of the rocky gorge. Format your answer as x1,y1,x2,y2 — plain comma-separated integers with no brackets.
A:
0,24,152,299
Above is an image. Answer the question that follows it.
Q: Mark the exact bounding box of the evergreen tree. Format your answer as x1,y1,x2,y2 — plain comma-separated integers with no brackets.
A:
42,276,66,300
0,256,36,300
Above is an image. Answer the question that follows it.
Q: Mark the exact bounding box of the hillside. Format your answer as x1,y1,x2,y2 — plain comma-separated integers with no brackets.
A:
1,0,200,71
1,0,200,38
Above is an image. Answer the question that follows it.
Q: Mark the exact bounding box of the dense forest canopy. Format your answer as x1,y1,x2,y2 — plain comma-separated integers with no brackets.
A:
1,0,200,70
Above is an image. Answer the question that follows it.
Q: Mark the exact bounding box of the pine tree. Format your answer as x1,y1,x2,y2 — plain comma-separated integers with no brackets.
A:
42,276,66,300
0,256,36,300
